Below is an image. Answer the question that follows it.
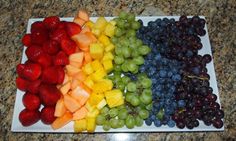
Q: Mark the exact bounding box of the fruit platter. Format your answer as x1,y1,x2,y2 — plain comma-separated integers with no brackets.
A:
12,11,224,132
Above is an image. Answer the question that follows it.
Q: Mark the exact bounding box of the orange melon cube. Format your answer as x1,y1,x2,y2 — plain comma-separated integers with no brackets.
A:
54,98,67,117
84,32,97,42
77,10,89,21
60,81,71,95
71,79,80,90
66,65,81,76
84,52,92,64
70,61,83,69
51,111,73,130
72,34,92,51
64,94,81,112
74,18,86,27
71,85,90,106
74,71,87,82
81,26,91,34
73,106,88,120
69,52,84,63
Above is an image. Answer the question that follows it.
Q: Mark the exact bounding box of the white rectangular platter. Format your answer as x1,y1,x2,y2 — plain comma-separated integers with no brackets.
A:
11,16,224,132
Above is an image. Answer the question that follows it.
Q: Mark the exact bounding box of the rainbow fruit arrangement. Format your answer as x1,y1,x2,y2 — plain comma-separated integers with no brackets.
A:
16,10,224,132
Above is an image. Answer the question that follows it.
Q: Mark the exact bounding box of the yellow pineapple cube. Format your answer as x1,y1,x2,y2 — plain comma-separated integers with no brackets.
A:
82,63,94,75
88,93,105,105
102,59,113,72
102,52,114,61
86,107,99,118
91,60,103,70
98,34,110,46
94,17,108,31
91,28,101,37
85,102,95,111
86,117,96,133
90,43,104,59
105,89,124,108
85,20,94,29
105,43,115,52
83,77,94,89
104,23,116,37
92,79,113,93
92,68,106,81
74,119,87,132
110,20,116,26
96,99,107,109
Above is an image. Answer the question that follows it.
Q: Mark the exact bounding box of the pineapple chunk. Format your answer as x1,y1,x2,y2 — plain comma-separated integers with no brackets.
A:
105,89,124,108
86,117,96,133
105,43,115,52
92,68,106,81
82,63,94,75
94,17,108,31
88,93,105,105
85,20,94,29
102,52,114,61
83,77,94,89
91,28,101,37
90,43,104,59
104,23,116,37
92,79,113,93
96,99,107,109
98,34,110,46
102,59,113,72
74,119,87,132
91,60,103,70
86,107,99,118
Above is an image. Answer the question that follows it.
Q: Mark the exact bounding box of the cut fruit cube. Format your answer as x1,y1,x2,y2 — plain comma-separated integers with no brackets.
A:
85,102,95,112
69,52,84,63
54,98,67,117
102,59,113,72
77,10,89,21
82,63,94,75
91,60,103,70
88,93,104,105
92,79,113,93
91,68,106,81
98,34,110,46
70,61,83,68
86,107,99,118
71,85,90,106
81,26,91,34
86,117,96,133
96,99,107,109
85,20,94,29
60,81,71,95
73,106,88,120
74,71,87,82
74,18,86,27
64,94,81,112
104,23,116,37
105,43,115,52
90,43,104,59
105,89,124,108
51,112,73,130
83,77,94,89
94,17,107,31
74,119,87,132
66,65,80,76
102,52,114,61
84,51,92,64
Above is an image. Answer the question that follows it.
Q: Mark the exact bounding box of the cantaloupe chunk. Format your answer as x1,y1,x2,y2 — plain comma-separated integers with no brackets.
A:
64,94,81,112
71,79,80,90
66,65,81,76
54,98,67,117
60,81,71,95
81,26,91,33
73,106,88,120
70,61,83,68
51,112,73,130
74,18,86,27
84,32,97,42
62,74,70,85
71,85,90,106
85,20,94,29
84,52,92,64
74,71,87,82
77,10,89,21
72,34,92,51
69,52,84,63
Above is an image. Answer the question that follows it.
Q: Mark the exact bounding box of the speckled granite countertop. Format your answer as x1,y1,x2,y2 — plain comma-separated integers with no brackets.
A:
0,0,235,141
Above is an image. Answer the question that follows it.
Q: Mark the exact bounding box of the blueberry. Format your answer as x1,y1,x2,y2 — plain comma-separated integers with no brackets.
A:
145,118,152,126
159,70,167,78
167,120,176,127
154,119,162,127
178,100,186,108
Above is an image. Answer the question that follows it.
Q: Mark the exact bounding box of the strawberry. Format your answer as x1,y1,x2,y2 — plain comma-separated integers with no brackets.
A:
56,66,65,84
27,79,41,94
41,66,59,84
43,16,60,30
31,21,47,33
19,109,40,126
57,21,67,29
25,60,33,65
22,92,41,110
42,40,60,55
37,53,52,68
65,22,82,37
50,28,68,43
25,45,44,62
53,51,69,66
22,34,31,47
16,64,25,76
40,106,56,124
31,28,49,45
16,77,29,91
39,84,61,106
60,38,76,55
22,63,42,81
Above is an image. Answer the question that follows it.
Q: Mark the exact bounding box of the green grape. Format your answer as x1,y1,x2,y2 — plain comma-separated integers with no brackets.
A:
122,46,131,58
121,38,129,47
118,108,128,119
156,109,164,120
111,37,118,44
109,108,118,118
131,49,139,57
117,19,126,28
127,61,138,72
121,76,131,84
113,64,122,72
110,118,119,129
127,29,136,37
138,45,151,55
127,82,137,92
115,28,123,37
135,116,144,127
133,56,144,65
137,73,147,80
125,115,135,129
121,63,129,72
117,81,125,91
113,18,119,23
140,91,152,105
131,21,141,30
136,39,143,46
119,11,128,19
117,105,126,110
127,13,135,22
118,119,125,128
103,121,111,131
146,102,153,111
138,109,149,119
96,115,106,125
101,106,109,115
114,56,124,65
130,95,140,106
125,92,134,102
142,89,152,95
141,78,152,88
129,36,136,44
124,22,130,28
115,46,123,55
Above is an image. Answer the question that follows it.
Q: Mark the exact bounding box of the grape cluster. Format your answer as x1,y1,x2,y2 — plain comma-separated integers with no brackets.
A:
137,15,224,129
111,11,151,74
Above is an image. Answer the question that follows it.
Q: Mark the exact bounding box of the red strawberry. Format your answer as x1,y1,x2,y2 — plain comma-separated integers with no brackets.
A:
27,79,41,94
43,16,60,30
60,38,76,55
54,51,69,66
40,106,56,124
19,109,40,126
31,21,47,33
31,29,49,45
16,77,29,91
39,84,61,106
22,92,41,110
57,21,67,29
56,66,65,84
25,60,33,65
25,45,44,62
65,22,82,37
16,64,25,76
50,28,68,43
22,63,42,81
22,34,31,47
37,53,52,68
41,66,59,84
42,40,60,55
